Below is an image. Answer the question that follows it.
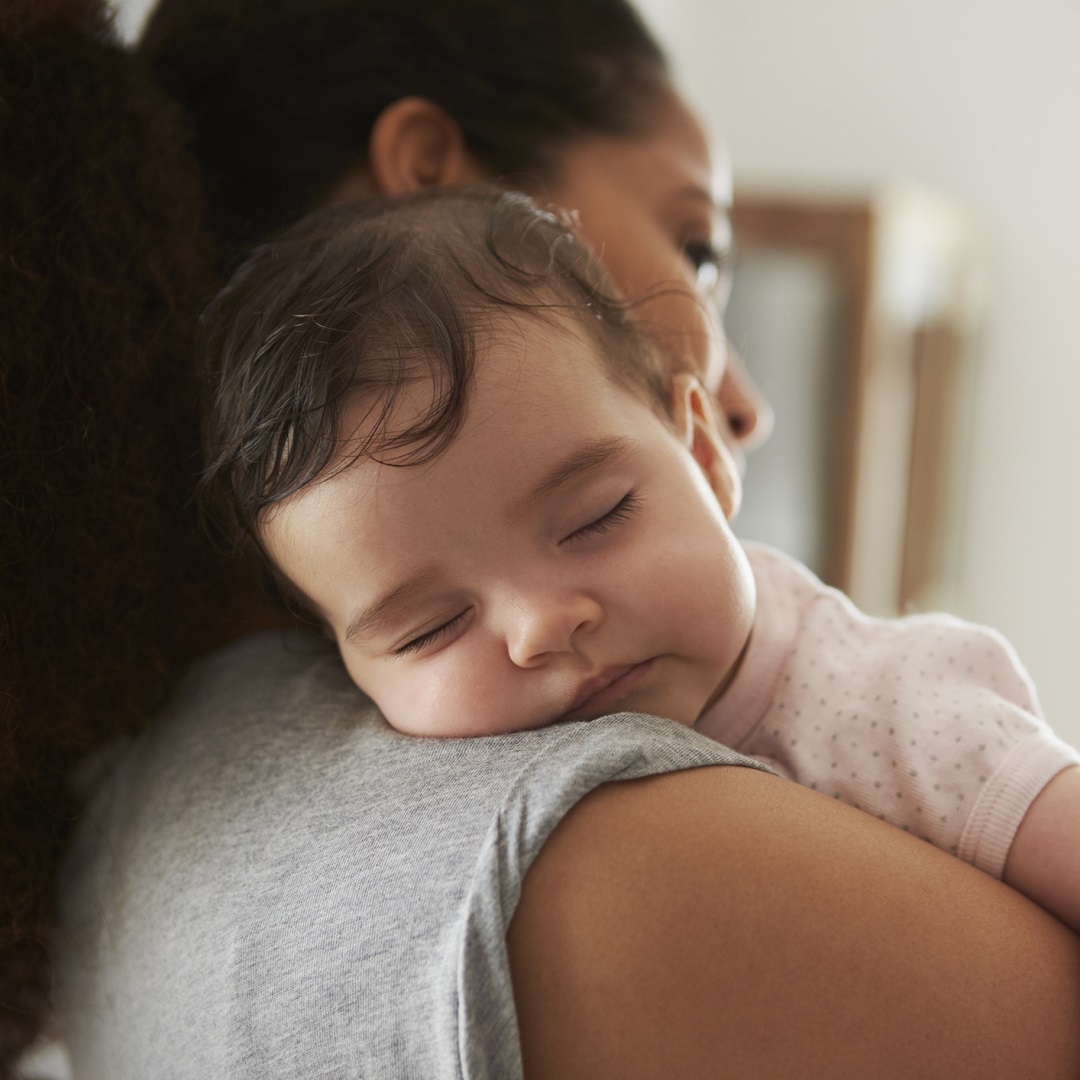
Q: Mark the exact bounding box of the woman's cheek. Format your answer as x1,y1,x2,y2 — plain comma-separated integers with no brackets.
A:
642,287,722,386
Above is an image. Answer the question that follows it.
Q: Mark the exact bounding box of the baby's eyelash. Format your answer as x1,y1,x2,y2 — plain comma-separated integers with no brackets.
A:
394,610,468,656
392,496,642,652
563,492,641,547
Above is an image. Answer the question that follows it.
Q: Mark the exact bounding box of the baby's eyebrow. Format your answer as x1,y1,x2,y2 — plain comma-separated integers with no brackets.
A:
345,566,442,643
518,436,633,512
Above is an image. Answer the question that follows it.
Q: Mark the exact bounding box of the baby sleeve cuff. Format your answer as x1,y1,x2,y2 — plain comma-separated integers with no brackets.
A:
957,732,1080,879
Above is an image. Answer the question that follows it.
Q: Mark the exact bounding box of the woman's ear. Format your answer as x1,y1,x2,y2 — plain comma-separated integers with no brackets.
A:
670,372,742,520
367,97,491,194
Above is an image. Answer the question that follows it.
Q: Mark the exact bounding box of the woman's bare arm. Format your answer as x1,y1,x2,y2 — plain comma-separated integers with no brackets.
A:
508,766,1080,1079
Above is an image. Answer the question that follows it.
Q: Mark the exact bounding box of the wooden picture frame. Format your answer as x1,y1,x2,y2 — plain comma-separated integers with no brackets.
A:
727,187,983,615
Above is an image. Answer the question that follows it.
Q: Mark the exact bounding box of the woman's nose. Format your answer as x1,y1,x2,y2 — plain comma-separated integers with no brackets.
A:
504,587,603,668
717,347,774,461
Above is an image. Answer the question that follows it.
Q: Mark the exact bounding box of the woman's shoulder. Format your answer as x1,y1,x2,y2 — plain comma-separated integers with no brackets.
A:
140,629,766,835
56,631,765,1079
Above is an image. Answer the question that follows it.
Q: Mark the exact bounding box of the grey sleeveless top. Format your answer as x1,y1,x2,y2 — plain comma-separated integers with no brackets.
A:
56,632,768,1079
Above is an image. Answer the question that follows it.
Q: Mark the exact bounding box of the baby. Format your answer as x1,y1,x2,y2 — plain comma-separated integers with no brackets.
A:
201,189,1080,930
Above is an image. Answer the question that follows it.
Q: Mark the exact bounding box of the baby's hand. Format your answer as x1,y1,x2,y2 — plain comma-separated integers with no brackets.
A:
1004,764,1080,932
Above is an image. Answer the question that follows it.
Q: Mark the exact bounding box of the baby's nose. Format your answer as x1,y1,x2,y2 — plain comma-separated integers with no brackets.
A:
505,587,603,668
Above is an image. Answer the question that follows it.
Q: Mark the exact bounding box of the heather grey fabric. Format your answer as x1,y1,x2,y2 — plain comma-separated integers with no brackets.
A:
57,631,770,1079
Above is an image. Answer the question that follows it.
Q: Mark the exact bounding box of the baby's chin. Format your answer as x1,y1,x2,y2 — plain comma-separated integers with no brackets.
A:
381,711,557,740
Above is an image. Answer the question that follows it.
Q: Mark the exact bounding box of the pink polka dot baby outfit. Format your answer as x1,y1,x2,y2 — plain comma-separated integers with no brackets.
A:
696,544,1080,878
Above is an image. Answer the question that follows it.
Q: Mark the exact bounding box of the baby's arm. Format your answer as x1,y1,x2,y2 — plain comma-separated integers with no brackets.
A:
1004,765,1080,931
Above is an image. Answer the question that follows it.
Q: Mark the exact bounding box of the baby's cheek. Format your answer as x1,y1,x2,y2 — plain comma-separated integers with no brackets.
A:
375,648,516,739
339,649,369,700
658,536,752,656
433,658,530,737
338,651,428,736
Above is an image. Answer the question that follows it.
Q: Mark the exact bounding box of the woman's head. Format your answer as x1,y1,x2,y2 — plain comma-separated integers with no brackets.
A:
529,91,768,463
141,0,769,459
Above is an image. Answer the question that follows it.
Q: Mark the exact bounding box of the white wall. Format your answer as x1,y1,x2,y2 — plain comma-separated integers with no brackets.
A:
638,0,1080,747
112,0,152,40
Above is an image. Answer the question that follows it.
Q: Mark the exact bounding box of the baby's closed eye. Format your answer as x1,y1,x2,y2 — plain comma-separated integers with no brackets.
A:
393,609,472,657
561,491,642,549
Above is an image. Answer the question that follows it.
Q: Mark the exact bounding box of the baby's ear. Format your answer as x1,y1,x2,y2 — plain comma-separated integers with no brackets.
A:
670,373,742,520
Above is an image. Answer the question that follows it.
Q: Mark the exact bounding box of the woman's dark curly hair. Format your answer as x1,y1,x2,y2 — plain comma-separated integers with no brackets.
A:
139,0,670,265
0,0,220,1068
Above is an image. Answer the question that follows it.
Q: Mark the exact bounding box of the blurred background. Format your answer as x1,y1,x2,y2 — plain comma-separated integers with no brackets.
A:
114,0,1079,747
636,0,1080,749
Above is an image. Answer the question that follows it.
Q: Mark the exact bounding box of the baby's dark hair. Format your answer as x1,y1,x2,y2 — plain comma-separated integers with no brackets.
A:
200,188,669,583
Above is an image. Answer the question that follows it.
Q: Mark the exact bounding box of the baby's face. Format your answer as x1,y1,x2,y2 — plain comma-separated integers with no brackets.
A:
260,317,755,737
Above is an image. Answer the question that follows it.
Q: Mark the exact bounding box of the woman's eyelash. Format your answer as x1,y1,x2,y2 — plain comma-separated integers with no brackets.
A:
683,240,734,298
394,610,468,656
563,492,642,546
683,239,725,272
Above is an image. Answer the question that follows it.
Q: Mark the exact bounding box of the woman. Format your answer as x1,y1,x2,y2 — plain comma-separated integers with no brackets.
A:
8,1,1079,1076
